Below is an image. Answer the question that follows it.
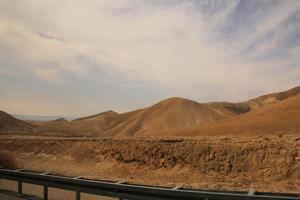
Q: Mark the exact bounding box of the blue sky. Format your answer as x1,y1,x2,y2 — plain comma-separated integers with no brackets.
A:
0,0,300,117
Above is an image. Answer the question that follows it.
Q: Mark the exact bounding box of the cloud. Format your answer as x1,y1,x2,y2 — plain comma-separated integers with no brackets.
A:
0,0,300,115
32,67,61,83
37,32,64,42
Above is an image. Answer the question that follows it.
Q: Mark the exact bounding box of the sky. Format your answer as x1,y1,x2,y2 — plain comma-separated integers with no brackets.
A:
0,0,300,117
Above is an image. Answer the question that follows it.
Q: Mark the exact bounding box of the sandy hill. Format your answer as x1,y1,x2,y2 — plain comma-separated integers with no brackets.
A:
0,111,36,134
247,85,300,110
52,118,68,123
208,86,300,113
30,110,118,137
73,110,117,122
153,94,300,137
101,97,242,137
6,85,300,137
30,98,240,137
105,86,300,137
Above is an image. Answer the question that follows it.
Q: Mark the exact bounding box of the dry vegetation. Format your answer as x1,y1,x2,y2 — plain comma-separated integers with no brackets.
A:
0,135,299,193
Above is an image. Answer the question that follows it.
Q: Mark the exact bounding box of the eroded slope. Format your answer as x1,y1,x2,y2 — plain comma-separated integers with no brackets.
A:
0,135,299,192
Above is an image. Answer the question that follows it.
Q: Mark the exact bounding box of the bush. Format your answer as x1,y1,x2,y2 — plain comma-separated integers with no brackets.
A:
0,152,17,169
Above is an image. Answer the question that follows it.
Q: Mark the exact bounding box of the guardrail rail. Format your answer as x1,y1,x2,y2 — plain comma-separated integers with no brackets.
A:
0,168,299,200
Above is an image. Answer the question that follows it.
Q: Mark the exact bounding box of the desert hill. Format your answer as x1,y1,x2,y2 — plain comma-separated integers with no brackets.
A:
0,111,36,134
1,85,300,137
29,110,118,136
87,86,300,137
100,97,241,137
208,86,300,114
156,94,300,137
247,85,300,110
52,118,68,123
24,97,241,137
69,97,248,137
73,110,117,121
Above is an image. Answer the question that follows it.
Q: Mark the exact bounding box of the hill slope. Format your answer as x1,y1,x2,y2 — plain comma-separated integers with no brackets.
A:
104,86,300,137
9,85,300,137
157,94,300,137
102,97,242,137
73,110,117,122
0,111,36,134
30,110,118,136
108,86,300,137
248,85,300,110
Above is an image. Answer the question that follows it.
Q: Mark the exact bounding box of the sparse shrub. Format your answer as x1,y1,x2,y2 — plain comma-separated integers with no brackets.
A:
0,151,17,169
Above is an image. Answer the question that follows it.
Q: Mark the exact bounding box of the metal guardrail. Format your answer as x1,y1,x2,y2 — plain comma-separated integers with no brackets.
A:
0,168,299,200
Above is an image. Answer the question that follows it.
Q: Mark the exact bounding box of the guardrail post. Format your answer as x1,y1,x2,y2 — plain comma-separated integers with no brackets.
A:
76,191,80,200
44,185,48,200
17,180,22,195
248,188,256,196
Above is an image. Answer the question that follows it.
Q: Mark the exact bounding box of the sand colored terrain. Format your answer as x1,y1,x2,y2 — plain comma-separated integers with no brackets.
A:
155,94,300,137
0,111,36,134
94,97,240,137
0,85,300,137
22,111,118,137
26,98,240,137
0,135,299,193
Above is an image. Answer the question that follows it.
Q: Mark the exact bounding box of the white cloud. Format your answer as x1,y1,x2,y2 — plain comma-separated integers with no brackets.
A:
0,0,300,111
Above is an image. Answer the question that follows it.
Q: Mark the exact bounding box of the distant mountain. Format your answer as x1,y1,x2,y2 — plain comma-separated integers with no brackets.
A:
12,114,75,121
172,94,300,137
98,97,240,137
208,86,300,113
2,85,300,137
248,85,300,109
51,118,68,123
73,110,117,121
88,85,300,137
29,110,118,137
0,111,36,134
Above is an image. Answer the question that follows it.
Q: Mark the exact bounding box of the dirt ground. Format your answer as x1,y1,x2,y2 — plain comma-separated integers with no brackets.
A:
0,135,299,194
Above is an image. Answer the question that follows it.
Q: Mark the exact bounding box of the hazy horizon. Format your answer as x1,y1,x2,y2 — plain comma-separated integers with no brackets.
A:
6,84,300,118
1,0,300,116
11,113,76,121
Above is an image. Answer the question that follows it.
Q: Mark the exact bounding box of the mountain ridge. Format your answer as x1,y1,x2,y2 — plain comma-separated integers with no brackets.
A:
1,85,300,137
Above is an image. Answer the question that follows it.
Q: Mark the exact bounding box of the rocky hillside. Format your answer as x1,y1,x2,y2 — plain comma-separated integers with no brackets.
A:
0,135,299,192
